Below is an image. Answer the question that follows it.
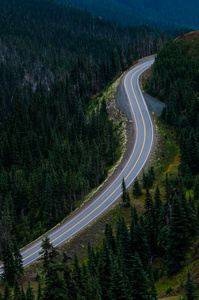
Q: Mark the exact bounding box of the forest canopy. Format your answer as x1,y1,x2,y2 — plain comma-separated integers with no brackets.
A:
0,0,169,254
56,0,199,30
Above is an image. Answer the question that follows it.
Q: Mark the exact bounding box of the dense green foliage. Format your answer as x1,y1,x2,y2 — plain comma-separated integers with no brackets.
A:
1,176,198,297
0,0,169,257
0,0,169,109
146,32,199,180
56,0,198,30
121,178,130,207
184,271,198,300
1,0,198,297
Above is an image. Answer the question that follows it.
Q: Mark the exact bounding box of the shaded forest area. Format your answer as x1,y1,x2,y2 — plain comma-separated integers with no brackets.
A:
0,0,170,257
56,0,199,30
146,32,199,183
0,0,169,109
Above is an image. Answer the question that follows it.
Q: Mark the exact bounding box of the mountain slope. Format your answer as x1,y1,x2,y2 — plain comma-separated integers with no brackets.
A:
56,0,199,29
0,0,168,252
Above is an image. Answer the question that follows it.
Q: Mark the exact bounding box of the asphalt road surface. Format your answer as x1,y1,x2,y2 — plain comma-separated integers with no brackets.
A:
0,56,155,273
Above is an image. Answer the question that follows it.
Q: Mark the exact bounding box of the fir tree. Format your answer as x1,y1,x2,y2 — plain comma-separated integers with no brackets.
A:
166,195,189,275
26,283,35,300
13,240,23,278
98,242,112,300
39,236,53,269
42,262,68,300
132,177,142,198
72,255,85,299
154,186,162,215
104,223,116,254
144,189,157,256
130,206,140,226
142,172,148,189
116,217,132,273
149,282,158,300
37,282,42,300
121,178,130,207
13,276,21,300
1,239,16,287
109,257,130,300
131,219,150,268
131,252,149,300
184,271,198,300
3,284,10,300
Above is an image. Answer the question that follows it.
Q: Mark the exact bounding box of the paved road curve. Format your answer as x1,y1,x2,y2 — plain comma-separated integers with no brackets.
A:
0,56,155,273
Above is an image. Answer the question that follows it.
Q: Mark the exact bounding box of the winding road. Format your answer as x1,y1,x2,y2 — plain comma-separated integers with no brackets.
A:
0,56,155,273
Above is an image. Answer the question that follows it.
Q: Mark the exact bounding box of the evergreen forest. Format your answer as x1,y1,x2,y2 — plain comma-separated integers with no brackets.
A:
1,178,199,299
0,0,169,256
56,0,199,30
146,31,199,185
1,0,199,299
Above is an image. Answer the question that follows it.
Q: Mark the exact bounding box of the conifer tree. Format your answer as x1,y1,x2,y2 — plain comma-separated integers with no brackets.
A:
42,262,68,300
154,186,162,213
121,178,127,206
62,253,75,299
187,129,199,175
3,284,10,300
149,282,158,300
164,174,172,218
179,186,197,241
184,271,198,300
142,172,148,189
131,252,149,300
116,217,132,272
158,175,172,254
131,206,140,226
1,239,15,287
39,236,53,269
183,165,193,189
40,238,68,300
166,195,189,275
72,255,85,298
98,242,113,300
13,276,21,300
13,240,23,278
104,223,116,254
149,167,155,182
144,189,157,256
26,283,35,300
109,257,130,300
132,177,142,198
131,219,150,268
37,282,42,300
130,206,150,267
154,186,162,250
121,178,130,207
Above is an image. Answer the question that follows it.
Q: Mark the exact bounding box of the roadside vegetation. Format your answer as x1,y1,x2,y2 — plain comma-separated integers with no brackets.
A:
2,110,198,299
0,0,169,255
0,0,199,296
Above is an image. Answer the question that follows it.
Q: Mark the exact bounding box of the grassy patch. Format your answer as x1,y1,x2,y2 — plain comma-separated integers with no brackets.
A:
153,118,177,176
155,254,199,299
